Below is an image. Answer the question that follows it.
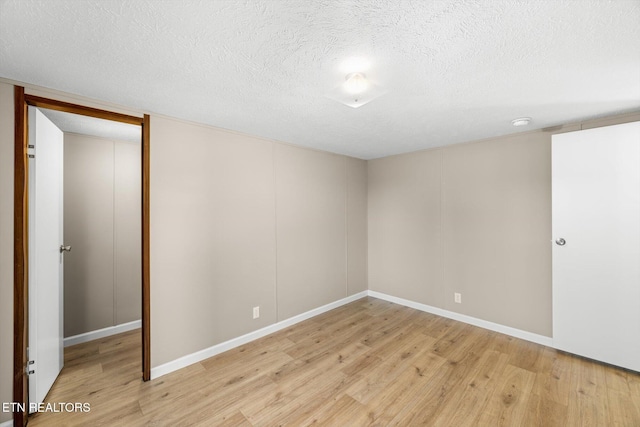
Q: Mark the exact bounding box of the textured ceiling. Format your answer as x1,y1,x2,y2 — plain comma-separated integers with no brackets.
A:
40,108,141,143
1,0,639,159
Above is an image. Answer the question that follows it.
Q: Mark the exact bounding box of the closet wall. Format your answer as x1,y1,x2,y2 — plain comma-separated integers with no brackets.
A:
63,132,141,338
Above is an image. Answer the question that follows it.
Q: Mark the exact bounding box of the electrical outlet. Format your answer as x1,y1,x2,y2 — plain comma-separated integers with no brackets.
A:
454,293,462,304
253,306,260,319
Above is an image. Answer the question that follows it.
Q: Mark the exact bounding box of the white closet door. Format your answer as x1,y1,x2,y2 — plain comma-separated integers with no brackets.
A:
28,107,65,408
552,121,640,372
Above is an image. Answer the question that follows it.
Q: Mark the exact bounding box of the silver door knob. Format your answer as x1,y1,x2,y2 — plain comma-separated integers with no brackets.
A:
555,238,566,246
60,245,72,253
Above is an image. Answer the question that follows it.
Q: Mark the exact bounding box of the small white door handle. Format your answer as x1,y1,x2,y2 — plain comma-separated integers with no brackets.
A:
60,245,72,253
555,238,566,246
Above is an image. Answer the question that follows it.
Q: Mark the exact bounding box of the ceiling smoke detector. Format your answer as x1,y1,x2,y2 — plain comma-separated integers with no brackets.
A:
511,117,532,126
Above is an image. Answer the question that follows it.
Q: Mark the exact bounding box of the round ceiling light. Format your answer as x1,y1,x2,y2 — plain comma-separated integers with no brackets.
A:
344,73,369,95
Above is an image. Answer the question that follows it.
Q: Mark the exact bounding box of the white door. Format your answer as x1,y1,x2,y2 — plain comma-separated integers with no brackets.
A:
552,121,640,372
28,107,65,409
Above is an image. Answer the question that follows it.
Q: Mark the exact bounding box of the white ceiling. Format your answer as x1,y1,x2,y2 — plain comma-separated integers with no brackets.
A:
39,108,141,143
1,0,639,159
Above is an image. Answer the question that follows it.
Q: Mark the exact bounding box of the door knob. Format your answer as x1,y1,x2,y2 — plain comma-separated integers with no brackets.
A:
555,238,566,246
60,245,72,253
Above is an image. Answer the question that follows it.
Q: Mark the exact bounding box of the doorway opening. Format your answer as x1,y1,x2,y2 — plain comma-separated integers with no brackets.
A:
13,86,150,427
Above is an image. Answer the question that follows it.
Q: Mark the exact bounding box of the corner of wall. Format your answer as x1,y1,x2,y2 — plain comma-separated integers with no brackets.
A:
0,81,15,426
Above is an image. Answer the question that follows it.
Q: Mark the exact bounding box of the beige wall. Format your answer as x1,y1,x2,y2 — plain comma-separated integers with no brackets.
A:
114,140,143,325
368,112,640,337
0,82,14,425
275,145,347,319
368,132,555,336
150,116,368,366
64,133,141,337
150,117,277,366
347,157,368,295
440,132,552,334
368,150,443,306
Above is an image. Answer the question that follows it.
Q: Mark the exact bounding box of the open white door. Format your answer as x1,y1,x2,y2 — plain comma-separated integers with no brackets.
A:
28,107,65,409
552,121,640,372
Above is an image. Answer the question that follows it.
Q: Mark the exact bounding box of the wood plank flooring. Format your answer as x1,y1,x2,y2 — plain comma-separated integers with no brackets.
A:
28,297,640,426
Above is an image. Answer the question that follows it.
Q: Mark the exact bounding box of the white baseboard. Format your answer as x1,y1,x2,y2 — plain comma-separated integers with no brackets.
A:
151,288,552,380
0,419,13,427
64,320,142,347
151,291,368,380
368,290,553,347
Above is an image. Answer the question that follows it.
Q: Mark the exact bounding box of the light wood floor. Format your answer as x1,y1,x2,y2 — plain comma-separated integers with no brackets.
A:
29,297,640,426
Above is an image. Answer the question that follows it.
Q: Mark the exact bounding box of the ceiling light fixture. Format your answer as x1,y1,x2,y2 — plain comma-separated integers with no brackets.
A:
326,71,386,109
511,117,532,126
344,73,369,95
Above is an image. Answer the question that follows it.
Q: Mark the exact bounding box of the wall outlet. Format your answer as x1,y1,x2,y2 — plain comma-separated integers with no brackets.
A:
253,306,260,319
454,293,462,304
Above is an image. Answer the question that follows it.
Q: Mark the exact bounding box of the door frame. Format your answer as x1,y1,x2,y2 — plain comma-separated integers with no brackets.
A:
13,86,151,426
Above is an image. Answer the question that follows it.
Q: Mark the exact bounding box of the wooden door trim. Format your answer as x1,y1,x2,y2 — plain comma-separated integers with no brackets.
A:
13,85,28,427
141,114,151,381
12,87,151,426
24,94,143,125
